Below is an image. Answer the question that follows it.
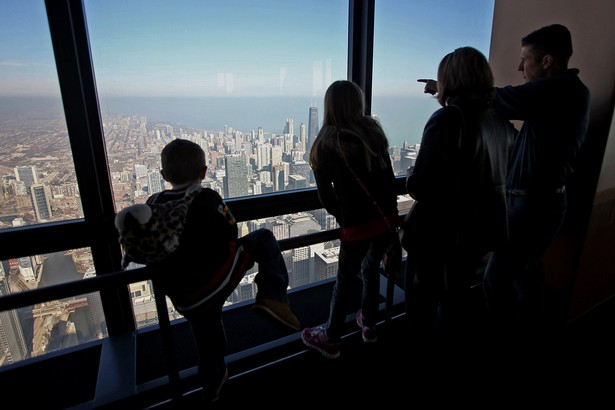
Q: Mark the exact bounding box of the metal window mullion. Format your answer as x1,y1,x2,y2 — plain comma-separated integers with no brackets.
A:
45,0,134,334
348,0,375,115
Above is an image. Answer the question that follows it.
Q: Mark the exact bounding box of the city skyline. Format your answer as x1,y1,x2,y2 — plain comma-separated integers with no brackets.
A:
0,1,494,147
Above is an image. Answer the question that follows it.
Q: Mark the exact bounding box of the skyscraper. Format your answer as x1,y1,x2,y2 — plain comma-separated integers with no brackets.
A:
14,166,38,190
223,154,249,199
148,171,164,194
290,246,311,287
0,264,28,365
290,161,311,183
299,122,307,153
287,174,307,190
272,164,286,192
30,184,52,222
307,106,319,152
284,118,294,136
313,246,339,282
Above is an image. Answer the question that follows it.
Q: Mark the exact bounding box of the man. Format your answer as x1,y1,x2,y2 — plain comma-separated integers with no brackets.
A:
419,24,591,334
485,24,590,334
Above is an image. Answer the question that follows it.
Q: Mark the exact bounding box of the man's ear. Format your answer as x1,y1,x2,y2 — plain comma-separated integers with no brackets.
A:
542,54,554,70
199,166,207,179
160,169,169,182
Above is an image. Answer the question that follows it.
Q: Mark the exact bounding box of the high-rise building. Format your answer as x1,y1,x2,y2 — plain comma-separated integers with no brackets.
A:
148,171,163,194
287,174,307,190
0,264,28,365
399,143,420,175
83,268,106,339
256,143,272,171
299,122,307,153
14,166,38,190
313,246,340,282
271,145,283,167
267,219,289,241
290,161,311,183
273,164,286,192
290,246,311,287
247,218,267,233
283,135,293,155
307,106,319,152
284,118,294,136
223,154,249,199
30,184,52,222
229,273,257,303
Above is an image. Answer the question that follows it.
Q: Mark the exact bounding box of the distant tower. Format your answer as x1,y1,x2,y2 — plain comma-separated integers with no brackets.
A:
271,145,283,167
273,164,286,192
257,143,272,171
284,118,294,136
223,154,249,199
307,106,319,152
299,122,307,153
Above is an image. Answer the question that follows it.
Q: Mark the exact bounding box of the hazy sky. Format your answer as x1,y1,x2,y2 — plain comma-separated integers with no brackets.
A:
0,0,495,98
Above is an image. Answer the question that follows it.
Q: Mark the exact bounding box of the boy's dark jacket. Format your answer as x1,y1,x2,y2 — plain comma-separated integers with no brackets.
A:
149,187,251,316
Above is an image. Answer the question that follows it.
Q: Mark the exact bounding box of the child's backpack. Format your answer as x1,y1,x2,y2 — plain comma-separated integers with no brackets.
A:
114,184,203,269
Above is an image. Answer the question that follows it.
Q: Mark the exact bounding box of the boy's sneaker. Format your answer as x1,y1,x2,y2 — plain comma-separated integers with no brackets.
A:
254,298,301,331
202,367,229,403
356,309,377,343
301,326,340,359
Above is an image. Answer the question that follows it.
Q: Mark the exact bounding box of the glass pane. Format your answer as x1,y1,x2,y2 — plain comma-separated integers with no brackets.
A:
87,0,349,328
127,206,342,329
372,0,495,176
0,1,84,230
84,0,348,210
0,248,108,366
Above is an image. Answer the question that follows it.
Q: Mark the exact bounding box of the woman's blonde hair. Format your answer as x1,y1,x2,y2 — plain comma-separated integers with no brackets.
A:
436,46,494,106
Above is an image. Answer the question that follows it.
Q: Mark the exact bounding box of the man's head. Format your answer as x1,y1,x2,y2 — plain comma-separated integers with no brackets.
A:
518,24,573,82
160,139,207,186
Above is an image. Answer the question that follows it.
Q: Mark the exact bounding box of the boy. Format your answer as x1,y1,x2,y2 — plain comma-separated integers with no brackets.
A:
148,139,300,402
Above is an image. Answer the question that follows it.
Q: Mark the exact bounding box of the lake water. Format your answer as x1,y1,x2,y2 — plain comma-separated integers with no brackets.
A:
1,94,440,148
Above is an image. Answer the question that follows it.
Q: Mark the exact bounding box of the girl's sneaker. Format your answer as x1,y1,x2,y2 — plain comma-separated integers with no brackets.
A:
356,309,377,343
301,326,340,359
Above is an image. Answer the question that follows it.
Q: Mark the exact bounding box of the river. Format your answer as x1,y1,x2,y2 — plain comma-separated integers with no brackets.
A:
38,252,104,351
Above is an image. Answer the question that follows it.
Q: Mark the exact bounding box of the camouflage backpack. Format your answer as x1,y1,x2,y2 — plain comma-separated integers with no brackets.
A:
114,184,203,269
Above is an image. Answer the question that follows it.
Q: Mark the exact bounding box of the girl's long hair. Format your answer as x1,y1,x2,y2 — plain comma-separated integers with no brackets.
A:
309,80,388,171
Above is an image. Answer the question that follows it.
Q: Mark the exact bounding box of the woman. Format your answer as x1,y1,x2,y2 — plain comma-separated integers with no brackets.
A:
404,47,515,333
301,80,401,359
